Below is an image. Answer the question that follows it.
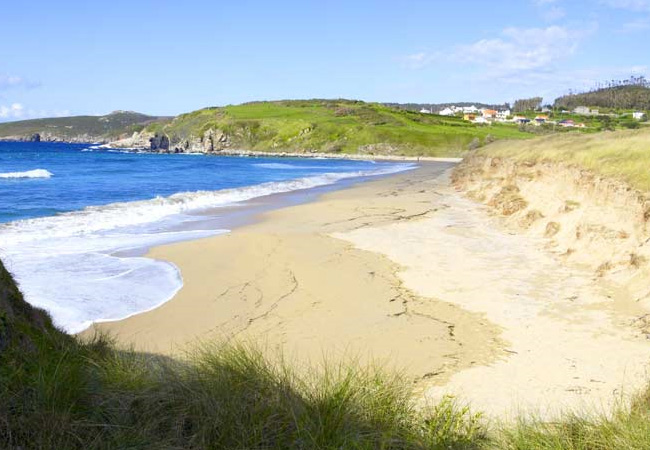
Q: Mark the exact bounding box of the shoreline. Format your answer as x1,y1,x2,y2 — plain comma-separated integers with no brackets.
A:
1,138,464,162
85,160,650,419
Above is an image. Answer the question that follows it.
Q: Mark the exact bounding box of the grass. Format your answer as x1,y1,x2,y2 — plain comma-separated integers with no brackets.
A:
148,100,532,157
0,334,486,449
476,127,650,192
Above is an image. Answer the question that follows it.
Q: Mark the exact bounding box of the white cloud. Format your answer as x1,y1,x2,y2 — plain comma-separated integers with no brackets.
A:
0,103,24,119
0,103,71,122
0,74,39,91
601,0,650,11
621,17,650,30
543,6,567,20
443,25,594,79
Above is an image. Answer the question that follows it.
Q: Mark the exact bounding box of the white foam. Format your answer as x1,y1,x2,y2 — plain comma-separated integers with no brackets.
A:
253,162,301,169
0,164,415,246
0,169,53,179
0,162,416,333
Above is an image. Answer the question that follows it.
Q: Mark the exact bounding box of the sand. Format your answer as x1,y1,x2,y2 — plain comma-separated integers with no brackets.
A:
87,163,500,384
88,162,650,419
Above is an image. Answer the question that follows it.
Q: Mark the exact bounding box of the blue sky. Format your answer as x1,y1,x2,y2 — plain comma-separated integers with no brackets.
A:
0,0,648,120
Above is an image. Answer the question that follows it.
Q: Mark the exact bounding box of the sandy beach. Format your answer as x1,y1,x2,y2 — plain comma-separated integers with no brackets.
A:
88,162,650,419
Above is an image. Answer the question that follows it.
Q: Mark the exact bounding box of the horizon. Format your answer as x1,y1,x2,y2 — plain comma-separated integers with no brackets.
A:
1,0,649,122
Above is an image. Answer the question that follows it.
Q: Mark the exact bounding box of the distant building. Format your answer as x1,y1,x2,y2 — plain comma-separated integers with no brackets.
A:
559,119,575,127
462,105,478,114
633,111,646,120
573,106,591,115
496,110,511,120
482,109,497,119
438,107,456,116
463,113,477,121
472,117,490,124
534,115,548,124
419,108,433,114
512,115,529,124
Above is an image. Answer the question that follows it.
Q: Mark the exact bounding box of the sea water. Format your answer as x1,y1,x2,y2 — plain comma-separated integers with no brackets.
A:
0,141,414,332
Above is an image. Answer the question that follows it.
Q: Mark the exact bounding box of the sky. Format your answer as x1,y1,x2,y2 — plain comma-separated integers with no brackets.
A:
0,0,648,120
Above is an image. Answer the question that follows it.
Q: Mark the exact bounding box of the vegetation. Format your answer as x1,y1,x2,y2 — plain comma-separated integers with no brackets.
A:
145,99,532,157
513,97,543,113
554,76,650,111
0,111,168,141
475,127,650,191
4,254,650,448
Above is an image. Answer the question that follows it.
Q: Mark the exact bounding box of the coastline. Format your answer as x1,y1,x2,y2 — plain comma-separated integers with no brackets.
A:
85,163,501,384
85,160,650,419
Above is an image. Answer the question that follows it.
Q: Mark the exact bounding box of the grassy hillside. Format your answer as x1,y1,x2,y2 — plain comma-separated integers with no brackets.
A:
146,100,532,157
0,111,167,141
4,257,650,448
475,127,650,191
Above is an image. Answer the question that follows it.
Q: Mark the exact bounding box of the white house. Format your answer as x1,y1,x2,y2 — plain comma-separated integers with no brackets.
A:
574,106,591,115
419,108,432,114
462,105,478,114
496,109,511,120
633,111,646,120
438,107,455,116
472,117,490,124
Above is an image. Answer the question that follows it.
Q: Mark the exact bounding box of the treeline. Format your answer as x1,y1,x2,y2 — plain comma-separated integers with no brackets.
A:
513,97,543,113
554,76,650,110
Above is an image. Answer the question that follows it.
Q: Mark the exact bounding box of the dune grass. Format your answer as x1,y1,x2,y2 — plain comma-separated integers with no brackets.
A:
477,127,650,192
0,329,486,449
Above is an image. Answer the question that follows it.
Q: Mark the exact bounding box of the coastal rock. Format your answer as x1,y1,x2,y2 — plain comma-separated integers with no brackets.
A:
169,129,231,154
30,133,41,142
108,131,155,149
150,133,170,151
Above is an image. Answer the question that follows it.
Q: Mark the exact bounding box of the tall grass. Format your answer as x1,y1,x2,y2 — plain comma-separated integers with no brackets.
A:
478,127,650,191
0,332,485,449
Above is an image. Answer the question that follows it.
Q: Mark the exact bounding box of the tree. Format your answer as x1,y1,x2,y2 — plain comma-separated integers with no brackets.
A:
513,97,543,113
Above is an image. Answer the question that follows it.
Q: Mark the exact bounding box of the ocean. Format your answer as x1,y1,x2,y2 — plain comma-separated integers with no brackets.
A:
0,141,415,333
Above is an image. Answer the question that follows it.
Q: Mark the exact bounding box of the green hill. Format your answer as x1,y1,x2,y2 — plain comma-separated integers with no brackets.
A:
138,100,531,157
0,111,167,143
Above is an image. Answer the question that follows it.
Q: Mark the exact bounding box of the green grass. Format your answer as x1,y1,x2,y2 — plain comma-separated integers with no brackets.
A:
150,100,531,157
475,127,650,191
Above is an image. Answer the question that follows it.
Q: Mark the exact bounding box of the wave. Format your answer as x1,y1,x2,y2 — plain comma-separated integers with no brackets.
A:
254,162,301,169
0,161,415,333
0,169,53,179
0,163,415,246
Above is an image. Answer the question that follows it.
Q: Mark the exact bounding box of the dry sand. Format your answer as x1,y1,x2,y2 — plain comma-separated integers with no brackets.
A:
88,162,650,419
87,163,500,384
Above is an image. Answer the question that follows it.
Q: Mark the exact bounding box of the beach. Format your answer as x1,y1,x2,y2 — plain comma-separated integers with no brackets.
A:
87,162,650,418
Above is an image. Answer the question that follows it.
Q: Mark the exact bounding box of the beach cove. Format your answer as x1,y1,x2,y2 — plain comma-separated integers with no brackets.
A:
87,162,650,419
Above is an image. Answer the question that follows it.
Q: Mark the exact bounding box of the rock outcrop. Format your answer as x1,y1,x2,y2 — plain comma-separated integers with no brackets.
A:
149,133,170,151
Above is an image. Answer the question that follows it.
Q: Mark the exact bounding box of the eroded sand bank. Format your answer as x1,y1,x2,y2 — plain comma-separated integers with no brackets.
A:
88,162,650,418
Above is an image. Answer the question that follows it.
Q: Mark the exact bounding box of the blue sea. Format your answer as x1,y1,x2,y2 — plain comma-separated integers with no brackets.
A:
0,141,414,332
